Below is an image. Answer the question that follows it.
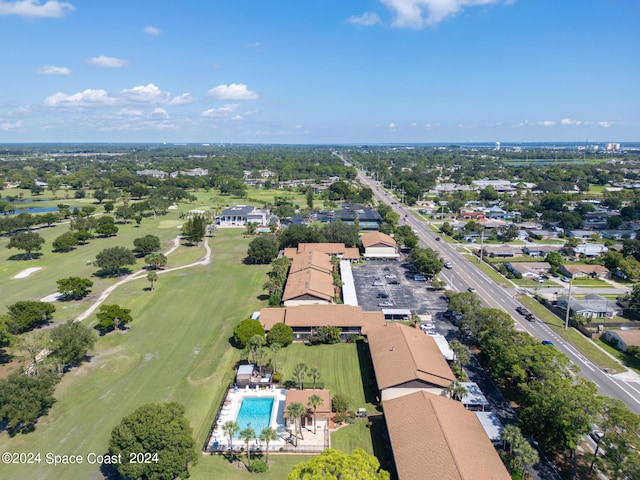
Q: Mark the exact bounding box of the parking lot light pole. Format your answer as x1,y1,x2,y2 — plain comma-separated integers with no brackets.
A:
564,279,573,329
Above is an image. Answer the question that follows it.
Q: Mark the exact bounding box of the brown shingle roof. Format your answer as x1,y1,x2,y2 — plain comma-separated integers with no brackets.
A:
368,323,455,390
361,231,397,249
282,268,334,302
284,243,361,260
561,264,609,275
384,391,511,480
283,389,332,418
258,305,385,334
289,250,333,275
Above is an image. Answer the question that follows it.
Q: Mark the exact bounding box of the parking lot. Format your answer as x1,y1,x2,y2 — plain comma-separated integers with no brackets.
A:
351,258,449,317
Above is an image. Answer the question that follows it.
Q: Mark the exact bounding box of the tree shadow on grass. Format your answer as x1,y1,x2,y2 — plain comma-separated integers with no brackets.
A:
0,348,13,365
356,339,378,405
7,252,43,261
257,294,270,301
93,268,133,278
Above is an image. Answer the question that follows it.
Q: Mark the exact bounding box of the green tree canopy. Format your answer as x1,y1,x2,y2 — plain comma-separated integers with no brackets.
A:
7,231,45,259
109,402,198,480
266,322,294,347
52,231,80,252
95,246,137,275
0,371,59,435
233,319,265,348
56,276,94,300
246,235,279,264
408,247,443,278
6,300,56,334
145,252,168,270
287,448,390,480
133,235,161,255
96,304,133,334
50,320,96,367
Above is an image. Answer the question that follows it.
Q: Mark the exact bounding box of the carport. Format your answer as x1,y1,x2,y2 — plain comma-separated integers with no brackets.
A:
382,308,412,321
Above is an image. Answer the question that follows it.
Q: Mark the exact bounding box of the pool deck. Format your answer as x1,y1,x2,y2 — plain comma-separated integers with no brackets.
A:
206,386,329,453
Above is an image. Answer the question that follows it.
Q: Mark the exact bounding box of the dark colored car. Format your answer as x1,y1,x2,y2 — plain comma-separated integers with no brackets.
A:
376,292,389,299
542,340,554,346
435,237,441,241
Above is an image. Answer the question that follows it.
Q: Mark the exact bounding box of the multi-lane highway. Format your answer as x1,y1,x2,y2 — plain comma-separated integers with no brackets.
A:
347,158,640,415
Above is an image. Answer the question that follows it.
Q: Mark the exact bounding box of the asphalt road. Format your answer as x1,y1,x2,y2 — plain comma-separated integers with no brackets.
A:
347,159,640,415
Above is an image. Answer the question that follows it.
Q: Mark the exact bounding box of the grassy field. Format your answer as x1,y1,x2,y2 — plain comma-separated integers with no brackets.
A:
0,228,273,479
461,254,512,287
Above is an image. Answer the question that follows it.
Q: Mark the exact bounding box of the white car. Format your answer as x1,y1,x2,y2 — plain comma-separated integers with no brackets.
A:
444,262,453,269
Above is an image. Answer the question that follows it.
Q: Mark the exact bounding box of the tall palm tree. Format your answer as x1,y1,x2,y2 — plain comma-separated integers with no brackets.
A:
147,271,158,290
500,424,522,454
259,426,279,465
308,367,320,389
270,342,282,374
286,402,307,440
293,363,308,390
307,394,324,431
222,420,240,463
513,438,539,480
239,426,256,469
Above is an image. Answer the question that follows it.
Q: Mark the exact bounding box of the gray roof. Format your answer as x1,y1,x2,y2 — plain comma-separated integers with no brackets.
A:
221,204,255,216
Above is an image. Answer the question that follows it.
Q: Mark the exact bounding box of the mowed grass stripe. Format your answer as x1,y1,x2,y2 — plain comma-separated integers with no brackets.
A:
0,230,269,479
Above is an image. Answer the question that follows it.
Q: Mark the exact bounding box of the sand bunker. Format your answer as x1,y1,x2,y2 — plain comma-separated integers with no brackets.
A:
13,267,42,279
41,292,63,302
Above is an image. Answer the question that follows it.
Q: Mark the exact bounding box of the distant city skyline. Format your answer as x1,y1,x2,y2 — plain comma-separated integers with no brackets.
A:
0,0,638,144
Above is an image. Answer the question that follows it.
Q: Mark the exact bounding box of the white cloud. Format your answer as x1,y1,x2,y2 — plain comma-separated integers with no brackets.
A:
168,93,195,105
538,120,556,127
0,0,74,18
86,55,128,68
424,122,440,129
388,122,397,130
44,83,191,108
561,118,581,126
37,65,71,76
0,120,22,131
346,12,381,26
597,121,612,128
202,104,239,118
143,26,161,36
207,83,258,100
116,108,144,117
380,0,513,28
148,108,169,119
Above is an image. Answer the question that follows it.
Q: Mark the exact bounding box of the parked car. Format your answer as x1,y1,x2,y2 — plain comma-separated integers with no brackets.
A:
387,279,400,285
589,430,604,443
378,301,394,307
414,274,427,281
372,280,384,286
376,292,389,299
384,273,397,279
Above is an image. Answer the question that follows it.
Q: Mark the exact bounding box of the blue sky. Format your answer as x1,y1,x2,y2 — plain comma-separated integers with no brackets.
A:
0,0,638,144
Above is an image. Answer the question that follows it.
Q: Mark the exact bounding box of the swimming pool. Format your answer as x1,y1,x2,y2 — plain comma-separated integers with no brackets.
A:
234,397,274,436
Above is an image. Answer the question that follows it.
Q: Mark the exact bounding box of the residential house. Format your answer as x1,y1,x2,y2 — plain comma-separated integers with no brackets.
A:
170,168,209,177
459,209,486,221
559,264,609,279
218,205,270,227
573,244,608,258
601,330,640,353
367,323,455,401
472,179,514,192
506,262,551,279
335,205,383,230
522,244,563,257
482,245,522,258
383,391,511,480
282,268,335,307
257,304,385,341
527,229,560,240
136,169,167,179
556,294,620,319
600,230,636,240
567,230,598,239
360,231,399,259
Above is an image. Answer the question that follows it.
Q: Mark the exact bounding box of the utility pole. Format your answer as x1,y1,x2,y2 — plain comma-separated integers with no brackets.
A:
564,279,573,329
400,186,405,204
479,224,485,263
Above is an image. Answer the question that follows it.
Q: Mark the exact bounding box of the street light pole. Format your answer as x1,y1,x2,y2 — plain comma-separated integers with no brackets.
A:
564,279,573,329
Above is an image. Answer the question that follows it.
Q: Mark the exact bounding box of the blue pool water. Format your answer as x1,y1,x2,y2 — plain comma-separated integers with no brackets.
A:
234,397,274,437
